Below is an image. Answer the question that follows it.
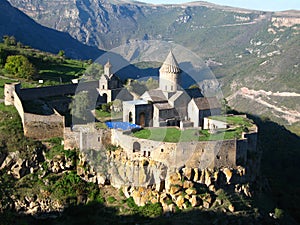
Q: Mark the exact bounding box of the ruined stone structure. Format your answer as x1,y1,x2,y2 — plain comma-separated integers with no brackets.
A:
4,81,98,140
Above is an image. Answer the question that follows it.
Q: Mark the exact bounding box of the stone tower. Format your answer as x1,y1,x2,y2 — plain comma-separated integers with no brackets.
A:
104,60,112,76
159,51,181,92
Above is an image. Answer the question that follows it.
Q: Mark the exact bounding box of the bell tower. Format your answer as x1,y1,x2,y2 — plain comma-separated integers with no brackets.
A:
104,60,112,76
159,51,181,92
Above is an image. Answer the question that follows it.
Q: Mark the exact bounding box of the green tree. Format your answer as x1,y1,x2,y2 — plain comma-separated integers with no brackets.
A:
3,35,16,46
4,55,36,79
0,48,8,66
69,91,92,121
58,50,65,57
85,63,103,80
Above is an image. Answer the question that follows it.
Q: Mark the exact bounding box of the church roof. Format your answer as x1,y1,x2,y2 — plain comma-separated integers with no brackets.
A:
159,51,181,74
141,90,168,102
192,97,221,110
185,88,203,98
154,102,174,110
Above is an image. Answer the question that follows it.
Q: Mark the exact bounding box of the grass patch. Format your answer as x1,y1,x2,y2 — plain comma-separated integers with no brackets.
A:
209,115,253,128
133,127,244,142
133,128,199,142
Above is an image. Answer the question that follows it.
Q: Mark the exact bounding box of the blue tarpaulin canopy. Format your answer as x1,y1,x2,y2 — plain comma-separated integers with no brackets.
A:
105,122,141,130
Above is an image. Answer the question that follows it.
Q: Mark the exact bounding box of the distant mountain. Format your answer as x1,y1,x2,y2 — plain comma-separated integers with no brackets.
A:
0,0,104,59
6,0,300,132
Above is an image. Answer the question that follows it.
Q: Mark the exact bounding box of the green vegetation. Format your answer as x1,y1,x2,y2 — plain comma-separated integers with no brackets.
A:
126,77,158,95
0,77,17,98
132,121,251,142
126,197,163,218
0,37,88,85
0,103,42,156
69,91,91,121
4,55,36,79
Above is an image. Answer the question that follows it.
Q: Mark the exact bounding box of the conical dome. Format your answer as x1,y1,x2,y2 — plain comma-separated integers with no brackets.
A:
159,51,181,73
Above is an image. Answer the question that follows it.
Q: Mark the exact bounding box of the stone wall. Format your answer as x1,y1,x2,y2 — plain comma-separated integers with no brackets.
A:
110,129,255,170
64,125,112,150
20,81,98,101
23,110,64,140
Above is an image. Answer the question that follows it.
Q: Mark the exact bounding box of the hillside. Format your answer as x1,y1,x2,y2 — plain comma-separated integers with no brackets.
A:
6,0,300,134
0,0,104,59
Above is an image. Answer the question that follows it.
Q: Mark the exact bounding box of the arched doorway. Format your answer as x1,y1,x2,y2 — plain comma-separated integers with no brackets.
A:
102,93,108,103
129,112,133,123
139,112,145,127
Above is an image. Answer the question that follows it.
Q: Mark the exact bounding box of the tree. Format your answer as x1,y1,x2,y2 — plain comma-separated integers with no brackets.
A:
69,91,92,121
3,35,16,46
4,55,36,79
58,50,65,58
85,63,103,80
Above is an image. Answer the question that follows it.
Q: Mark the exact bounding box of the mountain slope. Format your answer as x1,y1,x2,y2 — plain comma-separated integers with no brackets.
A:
0,0,104,59
6,0,300,132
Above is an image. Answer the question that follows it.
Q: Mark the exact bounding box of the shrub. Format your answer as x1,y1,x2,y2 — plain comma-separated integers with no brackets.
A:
4,55,36,79
107,196,117,204
274,208,285,219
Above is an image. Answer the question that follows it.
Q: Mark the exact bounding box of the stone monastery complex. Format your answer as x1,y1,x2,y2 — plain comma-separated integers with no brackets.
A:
4,51,258,176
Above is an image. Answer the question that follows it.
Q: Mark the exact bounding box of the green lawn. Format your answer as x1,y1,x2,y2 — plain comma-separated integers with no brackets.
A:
133,128,200,142
209,115,253,128
133,127,244,143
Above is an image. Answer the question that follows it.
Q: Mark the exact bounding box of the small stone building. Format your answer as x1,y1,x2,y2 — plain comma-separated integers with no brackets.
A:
98,61,132,103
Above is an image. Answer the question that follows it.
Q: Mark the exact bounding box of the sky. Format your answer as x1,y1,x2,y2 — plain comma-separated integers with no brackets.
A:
138,0,300,11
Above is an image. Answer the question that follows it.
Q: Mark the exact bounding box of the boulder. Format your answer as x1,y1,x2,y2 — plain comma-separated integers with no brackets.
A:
175,195,185,209
193,168,199,182
203,201,210,209
223,168,233,184
11,158,28,179
183,167,194,180
183,180,194,189
189,195,201,207
228,204,235,212
169,185,181,195
185,187,197,195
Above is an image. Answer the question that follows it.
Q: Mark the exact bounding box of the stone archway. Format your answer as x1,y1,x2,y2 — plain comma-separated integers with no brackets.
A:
102,93,108,103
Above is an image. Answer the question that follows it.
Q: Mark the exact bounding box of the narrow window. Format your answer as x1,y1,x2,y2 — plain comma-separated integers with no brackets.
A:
161,149,164,153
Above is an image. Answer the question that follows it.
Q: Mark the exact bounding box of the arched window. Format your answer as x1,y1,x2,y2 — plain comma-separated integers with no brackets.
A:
133,142,141,153
129,112,133,123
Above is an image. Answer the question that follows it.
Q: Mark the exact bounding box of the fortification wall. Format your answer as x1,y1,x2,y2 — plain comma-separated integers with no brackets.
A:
111,129,250,170
23,110,64,140
20,81,98,101
64,126,112,150
13,90,25,125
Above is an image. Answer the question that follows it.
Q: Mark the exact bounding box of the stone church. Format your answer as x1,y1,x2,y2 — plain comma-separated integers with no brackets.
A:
122,51,221,128
98,60,132,103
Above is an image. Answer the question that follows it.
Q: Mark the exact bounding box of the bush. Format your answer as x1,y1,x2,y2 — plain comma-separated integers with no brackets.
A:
274,208,285,219
4,55,36,79
107,196,116,204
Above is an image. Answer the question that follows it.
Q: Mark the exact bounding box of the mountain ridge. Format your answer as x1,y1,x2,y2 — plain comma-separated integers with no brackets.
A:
0,0,104,59
5,0,300,132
